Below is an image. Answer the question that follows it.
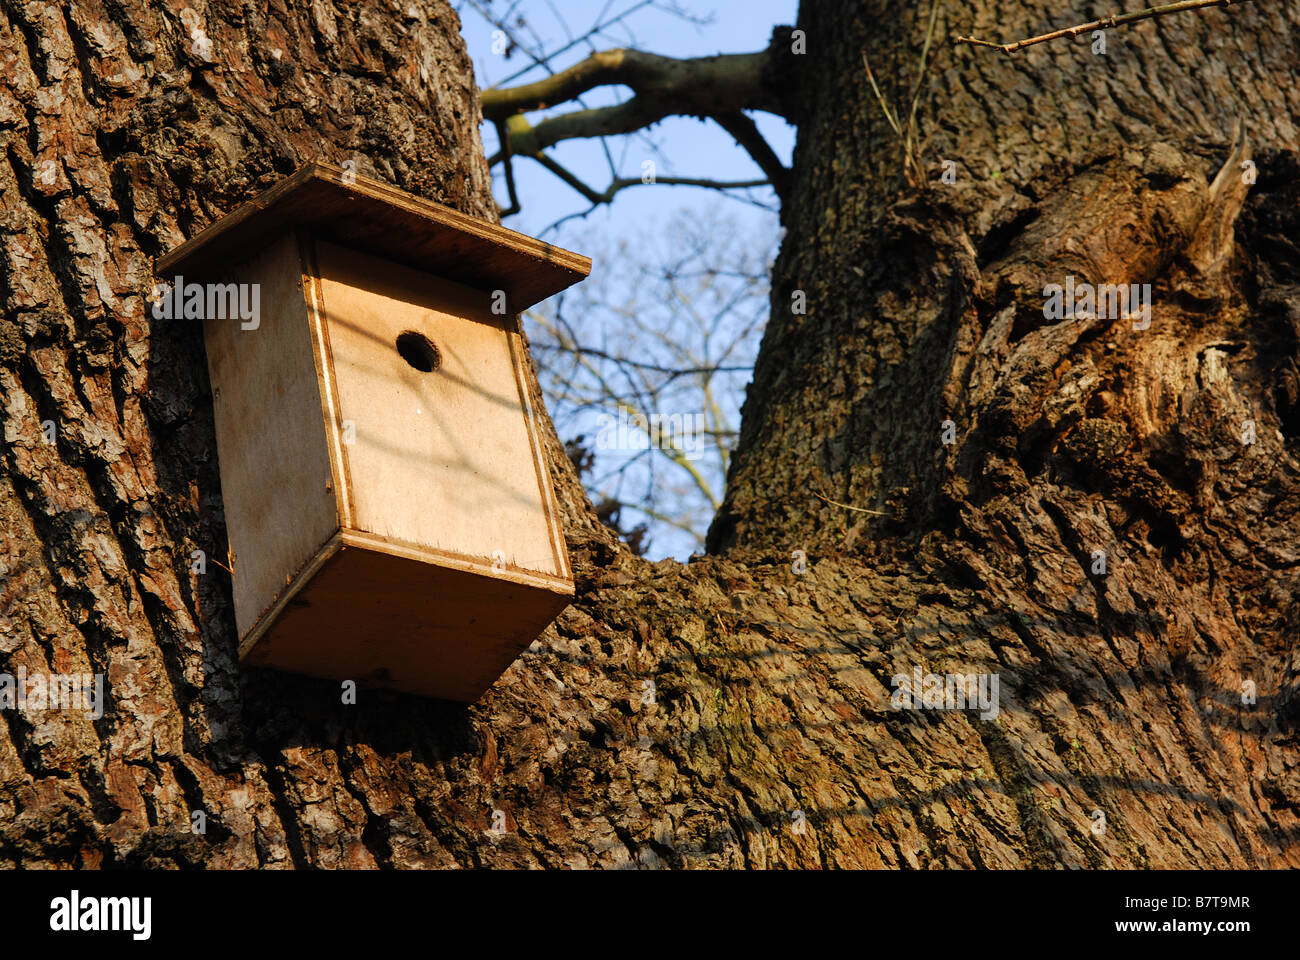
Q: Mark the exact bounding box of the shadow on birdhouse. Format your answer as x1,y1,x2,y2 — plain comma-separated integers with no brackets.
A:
156,162,591,702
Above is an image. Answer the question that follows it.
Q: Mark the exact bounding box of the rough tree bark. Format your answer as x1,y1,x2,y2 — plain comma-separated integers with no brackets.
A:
0,0,1296,870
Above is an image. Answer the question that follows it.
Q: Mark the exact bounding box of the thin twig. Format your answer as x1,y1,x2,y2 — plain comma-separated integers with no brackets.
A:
861,0,942,188
813,491,892,516
861,50,903,138
905,0,944,165
955,0,1254,54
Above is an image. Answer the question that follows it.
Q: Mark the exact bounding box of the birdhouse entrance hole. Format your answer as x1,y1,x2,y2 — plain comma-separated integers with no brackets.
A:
396,330,440,372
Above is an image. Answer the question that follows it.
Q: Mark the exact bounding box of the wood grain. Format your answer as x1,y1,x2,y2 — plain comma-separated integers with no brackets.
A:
243,540,572,702
203,234,340,643
313,240,567,577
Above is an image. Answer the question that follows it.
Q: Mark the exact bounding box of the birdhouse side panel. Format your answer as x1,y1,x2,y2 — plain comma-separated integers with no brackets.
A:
203,234,340,641
311,240,567,579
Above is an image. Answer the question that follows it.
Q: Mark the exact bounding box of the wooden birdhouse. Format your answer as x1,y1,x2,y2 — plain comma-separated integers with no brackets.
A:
157,163,591,702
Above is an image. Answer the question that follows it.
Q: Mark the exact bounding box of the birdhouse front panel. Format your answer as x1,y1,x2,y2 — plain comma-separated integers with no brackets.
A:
311,239,567,580
158,163,592,702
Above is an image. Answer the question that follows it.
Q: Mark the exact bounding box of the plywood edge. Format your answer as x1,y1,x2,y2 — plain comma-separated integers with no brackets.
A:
338,528,575,597
237,532,344,660
506,323,572,580
307,162,592,279
157,164,320,276
297,232,353,530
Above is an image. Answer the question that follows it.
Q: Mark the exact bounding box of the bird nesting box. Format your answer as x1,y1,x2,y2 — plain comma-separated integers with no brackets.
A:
157,163,590,702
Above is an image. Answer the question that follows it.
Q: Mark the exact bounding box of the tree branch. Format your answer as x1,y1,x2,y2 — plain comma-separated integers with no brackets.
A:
955,0,1256,54
491,95,683,161
481,47,787,122
480,31,799,215
711,111,790,201
492,119,522,217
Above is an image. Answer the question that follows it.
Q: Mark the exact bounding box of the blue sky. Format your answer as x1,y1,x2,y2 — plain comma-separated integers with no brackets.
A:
455,1,798,558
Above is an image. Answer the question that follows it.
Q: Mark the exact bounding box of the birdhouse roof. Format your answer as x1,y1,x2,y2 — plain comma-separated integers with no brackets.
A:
156,162,591,310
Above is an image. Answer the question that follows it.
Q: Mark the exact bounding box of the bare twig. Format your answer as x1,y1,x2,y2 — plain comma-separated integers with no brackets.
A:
861,0,943,188
813,491,892,516
905,0,943,148
480,1,676,89
956,0,1255,54
862,50,921,186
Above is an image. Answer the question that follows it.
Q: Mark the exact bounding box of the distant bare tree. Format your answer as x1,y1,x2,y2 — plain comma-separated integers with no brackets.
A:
529,206,774,555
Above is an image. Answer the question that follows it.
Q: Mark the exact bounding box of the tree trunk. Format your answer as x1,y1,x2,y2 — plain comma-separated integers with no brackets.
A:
1,0,1296,869
709,0,1300,866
